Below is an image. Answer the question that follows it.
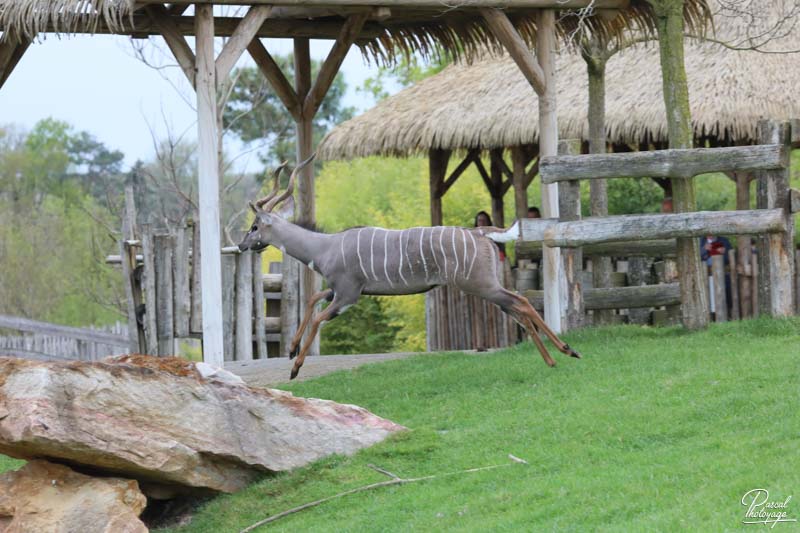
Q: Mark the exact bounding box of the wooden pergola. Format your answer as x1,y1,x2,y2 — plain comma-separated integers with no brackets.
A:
0,0,635,364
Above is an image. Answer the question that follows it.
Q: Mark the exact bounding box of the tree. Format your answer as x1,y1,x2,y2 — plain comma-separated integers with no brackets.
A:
359,52,450,102
223,55,354,168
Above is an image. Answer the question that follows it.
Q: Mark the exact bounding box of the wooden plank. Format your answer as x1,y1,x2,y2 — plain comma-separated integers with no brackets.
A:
710,254,727,322
542,209,786,248
216,5,272,80
190,222,203,334
154,234,175,355
235,251,254,361
221,254,236,362
303,13,367,117
262,274,283,292
518,239,677,260
140,227,159,355
728,249,740,320
0,38,31,89
755,120,795,317
541,144,788,183
173,225,191,338
524,283,680,311
280,258,300,356
790,188,800,213
253,252,268,359
248,39,302,121
0,315,128,347
119,187,141,352
627,257,650,324
145,4,196,86
196,5,226,366
480,8,545,96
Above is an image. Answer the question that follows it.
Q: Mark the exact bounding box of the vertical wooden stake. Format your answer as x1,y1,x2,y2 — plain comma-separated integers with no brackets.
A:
253,252,268,359
154,234,175,355
140,226,158,356
235,251,254,361
557,139,583,329
195,4,225,366
710,254,727,322
511,146,529,220
537,9,564,333
728,249,740,320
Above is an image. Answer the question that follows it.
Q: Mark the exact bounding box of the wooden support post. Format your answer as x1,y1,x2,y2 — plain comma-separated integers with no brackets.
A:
557,139,583,329
190,221,203,334
140,226,158,355
756,120,795,317
710,254,727,322
728,248,740,321
235,251,254,361
195,5,225,366
154,234,175,355
119,186,143,352
145,4,197,86
537,9,564,332
173,224,191,338
253,252,268,359
480,8,546,96
247,39,302,120
215,5,272,80
751,252,759,317
489,149,505,228
511,146,529,220
221,254,236,361
429,149,450,226
734,172,754,318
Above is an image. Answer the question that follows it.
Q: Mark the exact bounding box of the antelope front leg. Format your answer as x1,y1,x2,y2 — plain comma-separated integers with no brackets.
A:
290,296,355,380
288,289,333,359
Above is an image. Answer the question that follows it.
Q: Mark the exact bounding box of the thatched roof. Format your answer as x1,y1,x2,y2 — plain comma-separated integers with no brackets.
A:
0,0,710,65
319,2,800,159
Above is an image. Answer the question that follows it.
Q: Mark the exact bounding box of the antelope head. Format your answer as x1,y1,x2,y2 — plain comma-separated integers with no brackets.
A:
238,154,315,252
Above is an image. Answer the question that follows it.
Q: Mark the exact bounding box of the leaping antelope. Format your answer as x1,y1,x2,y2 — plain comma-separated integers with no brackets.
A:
238,155,580,379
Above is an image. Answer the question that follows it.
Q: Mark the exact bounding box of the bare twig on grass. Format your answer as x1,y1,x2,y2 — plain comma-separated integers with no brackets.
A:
239,455,529,532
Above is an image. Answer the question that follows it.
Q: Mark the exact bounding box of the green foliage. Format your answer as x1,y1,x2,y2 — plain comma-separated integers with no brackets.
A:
0,455,23,474
320,297,399,355
604,177,664,215
224,56,354,168
162,318,800,533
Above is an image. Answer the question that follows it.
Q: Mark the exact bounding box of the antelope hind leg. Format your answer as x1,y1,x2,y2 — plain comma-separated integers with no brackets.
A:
485,288,556,367
290,296,354,380
289,289,333,359
515,293,581,359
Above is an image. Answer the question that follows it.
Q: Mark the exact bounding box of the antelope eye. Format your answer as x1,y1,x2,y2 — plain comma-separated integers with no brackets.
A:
250,225,258,232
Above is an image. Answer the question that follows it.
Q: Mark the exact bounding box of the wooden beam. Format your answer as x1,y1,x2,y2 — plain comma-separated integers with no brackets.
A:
0,38,31,89
441,150,476,196
429,148,450,225
541,209,786,248
541,144,788,183
145,4,196,86
474,156,492,192
524,283,680,311
517,238,677,260
247,39,302,121
216,5,272,80
0,314,128,347
480,8,546,96
142,0,629,8
166,3,190,15
523,157,539,189
303,13,368,118
195,4,225,365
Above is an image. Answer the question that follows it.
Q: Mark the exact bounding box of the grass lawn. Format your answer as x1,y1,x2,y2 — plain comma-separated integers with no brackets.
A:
160,317,799,532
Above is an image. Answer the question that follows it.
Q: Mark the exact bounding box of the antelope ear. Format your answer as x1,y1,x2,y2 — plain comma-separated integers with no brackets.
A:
274,196,295,221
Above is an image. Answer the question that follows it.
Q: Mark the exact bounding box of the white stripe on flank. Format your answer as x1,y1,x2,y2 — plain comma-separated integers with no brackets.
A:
405,229,414,275
461,228,468,277
369,228,378,281
419,228,429,280
466,230,478,279
398,230,408,285
383,230,394,287
451,227,459,280
356,228,368,279
429,226,440,273
340,236,347,268
439,227,447,281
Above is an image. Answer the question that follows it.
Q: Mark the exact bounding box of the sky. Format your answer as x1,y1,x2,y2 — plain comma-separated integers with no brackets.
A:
0,34,391,172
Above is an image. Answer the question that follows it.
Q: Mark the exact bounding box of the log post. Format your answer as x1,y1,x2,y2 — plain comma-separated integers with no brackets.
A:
756,119,796,317
627,257,651,324
710,254,727,322
735,172,754,318
511,146,529,220
428,149,450,226
140,226,158,356
537,9,564,332
119,186,144,352
489,149,506,228
727,248,740,320
651,0,709,330
195,5,225,366
557,139,583,329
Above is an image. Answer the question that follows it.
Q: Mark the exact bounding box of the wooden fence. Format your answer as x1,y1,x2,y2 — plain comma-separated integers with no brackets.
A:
519,119,798,329
0,315,129,361
108,214,283,361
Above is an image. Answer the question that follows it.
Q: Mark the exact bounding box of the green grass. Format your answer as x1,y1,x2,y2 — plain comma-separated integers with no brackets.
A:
0,455,24,474
160,317,800,532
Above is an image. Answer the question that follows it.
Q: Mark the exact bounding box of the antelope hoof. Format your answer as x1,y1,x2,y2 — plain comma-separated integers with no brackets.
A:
290,366,300,380
565,345,581,359
289,346,299,360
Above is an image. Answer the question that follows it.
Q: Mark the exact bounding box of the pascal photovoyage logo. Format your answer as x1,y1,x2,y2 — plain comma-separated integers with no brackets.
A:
742,489,796,528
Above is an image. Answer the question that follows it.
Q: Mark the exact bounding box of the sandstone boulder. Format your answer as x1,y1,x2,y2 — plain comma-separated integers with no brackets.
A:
0,460,147,533
0,356,404,494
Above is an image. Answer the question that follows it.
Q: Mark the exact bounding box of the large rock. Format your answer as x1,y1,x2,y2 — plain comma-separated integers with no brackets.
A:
0,356,404,494
0,460,147,533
